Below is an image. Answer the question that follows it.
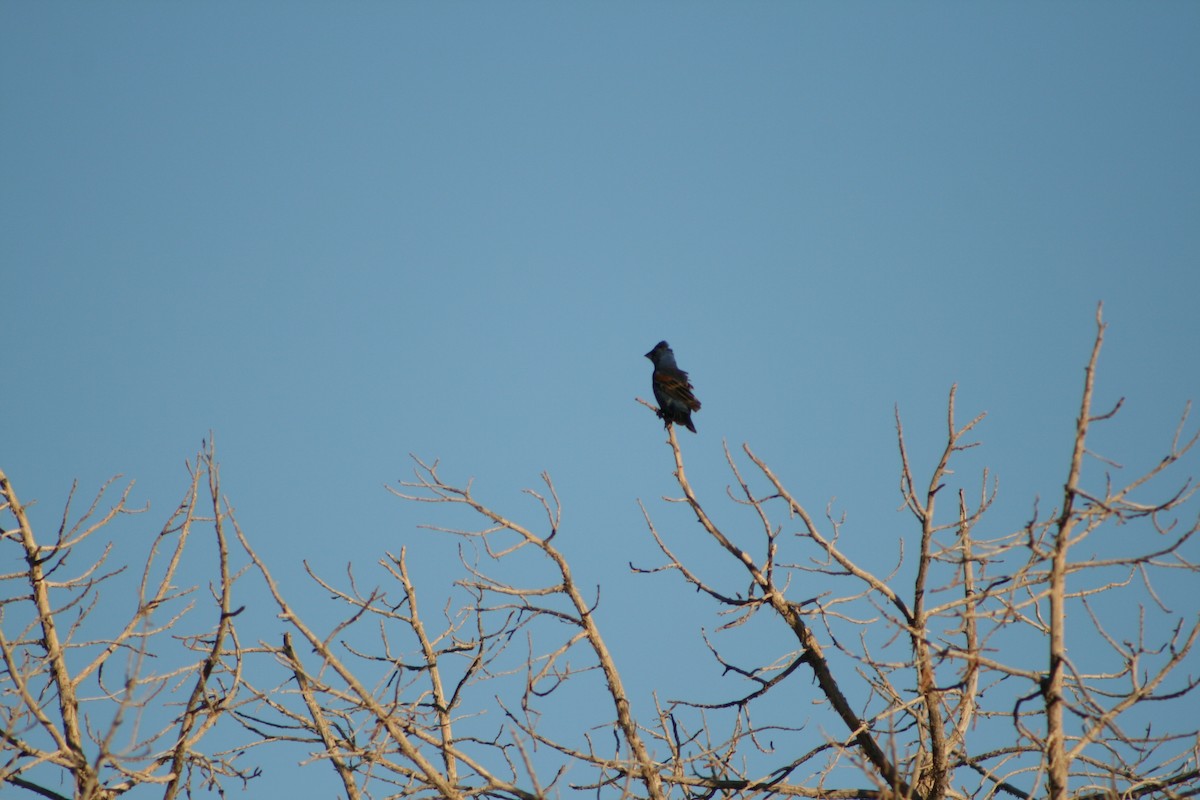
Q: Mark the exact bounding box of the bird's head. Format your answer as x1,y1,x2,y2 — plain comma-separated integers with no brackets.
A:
645,341,670,362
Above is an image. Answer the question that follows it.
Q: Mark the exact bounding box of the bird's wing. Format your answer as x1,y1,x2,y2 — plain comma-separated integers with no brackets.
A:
654,368,701,411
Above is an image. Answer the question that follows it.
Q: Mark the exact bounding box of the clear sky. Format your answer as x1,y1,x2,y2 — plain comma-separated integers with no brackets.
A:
3,3,1199,797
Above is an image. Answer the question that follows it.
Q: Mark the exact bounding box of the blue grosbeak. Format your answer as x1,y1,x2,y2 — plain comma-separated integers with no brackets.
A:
645,340,701,433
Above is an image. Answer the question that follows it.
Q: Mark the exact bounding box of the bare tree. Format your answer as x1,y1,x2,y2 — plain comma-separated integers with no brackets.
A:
45,308,1192,799
234,465,652,799
624,305,1199,800
0,443,253,800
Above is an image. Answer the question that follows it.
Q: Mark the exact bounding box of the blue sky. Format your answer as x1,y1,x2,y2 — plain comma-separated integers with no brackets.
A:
3,3,1199,797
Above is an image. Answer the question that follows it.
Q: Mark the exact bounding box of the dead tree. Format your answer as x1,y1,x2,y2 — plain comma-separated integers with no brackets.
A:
0,444,253,800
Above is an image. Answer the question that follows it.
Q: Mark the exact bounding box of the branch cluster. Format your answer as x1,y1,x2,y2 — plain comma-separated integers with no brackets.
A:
0,443,252,800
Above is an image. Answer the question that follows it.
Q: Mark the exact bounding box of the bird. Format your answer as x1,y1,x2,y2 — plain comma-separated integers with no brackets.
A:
645,340,701,433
